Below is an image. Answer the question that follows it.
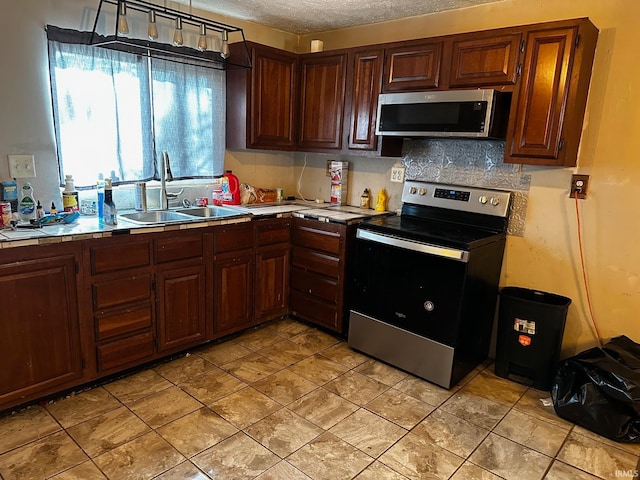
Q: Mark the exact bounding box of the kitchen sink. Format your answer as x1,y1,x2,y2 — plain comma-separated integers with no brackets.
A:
119,210,195,224
175,206,243,218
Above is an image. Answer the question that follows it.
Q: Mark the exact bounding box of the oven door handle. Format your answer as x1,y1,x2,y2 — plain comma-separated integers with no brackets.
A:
356,229,469,262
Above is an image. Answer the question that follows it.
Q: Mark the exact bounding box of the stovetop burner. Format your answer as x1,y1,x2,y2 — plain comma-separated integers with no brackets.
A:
358,181,512,251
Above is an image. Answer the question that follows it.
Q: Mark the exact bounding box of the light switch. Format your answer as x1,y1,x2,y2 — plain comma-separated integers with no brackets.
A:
8,154,36,178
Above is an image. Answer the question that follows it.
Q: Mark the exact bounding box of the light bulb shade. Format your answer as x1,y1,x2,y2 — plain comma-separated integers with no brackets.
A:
117,2,129,35
197,24,207,51
172,17,183,46
147,10,158,40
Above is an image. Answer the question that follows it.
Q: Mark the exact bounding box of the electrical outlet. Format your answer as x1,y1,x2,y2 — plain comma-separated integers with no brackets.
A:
326,160,332,177
8,154,36,178
570,174,589,199
390,166,405,183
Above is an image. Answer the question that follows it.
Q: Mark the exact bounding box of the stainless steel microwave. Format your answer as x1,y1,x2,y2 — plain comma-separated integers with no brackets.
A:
375,89,510,139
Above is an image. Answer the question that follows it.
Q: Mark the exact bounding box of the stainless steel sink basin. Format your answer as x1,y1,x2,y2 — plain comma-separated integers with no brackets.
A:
175,206,242,218
119,210,195,224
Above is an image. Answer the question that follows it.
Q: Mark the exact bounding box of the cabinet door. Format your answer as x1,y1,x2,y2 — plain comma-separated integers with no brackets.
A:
382,41,443,92
0,255,83,407
157,265,207,352
298,53,347,149
255,246,289,323
250,46,298,148
347,49,384,151
449,33,522,87
214,253,254,335
506,26,577,164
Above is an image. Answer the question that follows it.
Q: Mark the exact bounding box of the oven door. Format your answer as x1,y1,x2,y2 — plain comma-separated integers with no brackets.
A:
350,229,468,347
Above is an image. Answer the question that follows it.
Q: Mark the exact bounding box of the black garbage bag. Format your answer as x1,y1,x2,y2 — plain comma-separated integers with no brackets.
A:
552,335,640,442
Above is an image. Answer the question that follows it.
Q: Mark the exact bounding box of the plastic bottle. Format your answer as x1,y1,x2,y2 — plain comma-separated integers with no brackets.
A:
96,174,105,225
360,188,370,209
62,174,80,212
222,170,240,205
375,188,387,212
18,182,36,221
50,202,58,214
102,178,117,226
36,200,44,219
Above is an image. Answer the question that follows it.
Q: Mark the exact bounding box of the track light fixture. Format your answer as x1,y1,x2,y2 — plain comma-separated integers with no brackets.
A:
89,0,252,70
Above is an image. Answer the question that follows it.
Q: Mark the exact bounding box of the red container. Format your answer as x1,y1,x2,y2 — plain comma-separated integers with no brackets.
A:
222,170,241,205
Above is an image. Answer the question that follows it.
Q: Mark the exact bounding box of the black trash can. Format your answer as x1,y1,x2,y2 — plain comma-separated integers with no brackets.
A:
495,287,571,391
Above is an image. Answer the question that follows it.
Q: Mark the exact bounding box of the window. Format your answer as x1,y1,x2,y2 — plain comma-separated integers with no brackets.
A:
47,27,225,188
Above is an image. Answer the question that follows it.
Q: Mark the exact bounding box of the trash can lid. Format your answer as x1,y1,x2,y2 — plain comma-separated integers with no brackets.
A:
499,286,571,307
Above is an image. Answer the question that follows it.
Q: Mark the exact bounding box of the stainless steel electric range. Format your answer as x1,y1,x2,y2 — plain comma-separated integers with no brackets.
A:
348,180,512,389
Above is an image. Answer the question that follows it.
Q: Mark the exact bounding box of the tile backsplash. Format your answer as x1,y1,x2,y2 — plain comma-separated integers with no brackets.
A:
401,139,530,236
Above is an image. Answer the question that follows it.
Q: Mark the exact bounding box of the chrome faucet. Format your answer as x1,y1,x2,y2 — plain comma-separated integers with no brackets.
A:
160,150,174,210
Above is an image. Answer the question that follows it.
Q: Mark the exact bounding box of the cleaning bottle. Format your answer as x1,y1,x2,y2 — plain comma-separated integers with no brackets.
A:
102,178,117,225
221,170,240,205
375,188,387,212
62,174,79,212
18,182,36,221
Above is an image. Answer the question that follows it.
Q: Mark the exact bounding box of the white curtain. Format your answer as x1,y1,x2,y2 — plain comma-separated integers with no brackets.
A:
47,27,224,188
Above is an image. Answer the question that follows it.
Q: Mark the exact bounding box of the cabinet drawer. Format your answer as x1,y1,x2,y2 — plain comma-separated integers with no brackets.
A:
89,238,151,275
92,274,152,310
256,220,290,247
292,222,342,255
155,233,204,264
290,290,338,330
291,247,340,278
96,305,153,340
214,223,254,253
97,331,155,372
291,267,338,303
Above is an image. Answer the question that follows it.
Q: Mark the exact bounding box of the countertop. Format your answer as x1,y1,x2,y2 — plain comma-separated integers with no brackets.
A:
0,202,392,248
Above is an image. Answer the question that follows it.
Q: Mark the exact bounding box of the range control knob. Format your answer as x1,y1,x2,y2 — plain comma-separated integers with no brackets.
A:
409,186,417,194
490,197,500,206
418,188,427,196
478,195,488,205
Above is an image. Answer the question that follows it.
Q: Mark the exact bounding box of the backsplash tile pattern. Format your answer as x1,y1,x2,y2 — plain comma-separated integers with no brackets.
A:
401,139,530,236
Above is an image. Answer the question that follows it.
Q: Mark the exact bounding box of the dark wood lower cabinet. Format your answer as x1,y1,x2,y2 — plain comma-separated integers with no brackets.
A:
290,218,353,333
214,252,254,335
0,245,85,410
0,216,353,412
156,265,207,352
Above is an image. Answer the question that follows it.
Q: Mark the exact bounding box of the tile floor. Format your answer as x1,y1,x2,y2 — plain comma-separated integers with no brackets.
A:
1,318,639,480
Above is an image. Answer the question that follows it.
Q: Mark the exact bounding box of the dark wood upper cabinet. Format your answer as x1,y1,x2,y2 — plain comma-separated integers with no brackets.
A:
505,19,598,166
298,52,348,150
449,32,522,87
382,41,443,92
347,48,384,151
227,42,298,150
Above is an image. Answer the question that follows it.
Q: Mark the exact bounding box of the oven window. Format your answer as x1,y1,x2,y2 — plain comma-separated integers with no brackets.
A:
351,238,467,346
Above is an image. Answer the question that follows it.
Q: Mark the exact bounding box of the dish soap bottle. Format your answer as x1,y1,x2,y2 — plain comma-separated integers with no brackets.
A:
102,178,117,225
360,188,370,209
18,182,36,221
375,188,387,212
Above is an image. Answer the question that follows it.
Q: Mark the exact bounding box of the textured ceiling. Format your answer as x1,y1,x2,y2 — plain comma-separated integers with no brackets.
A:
186,0,504,34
